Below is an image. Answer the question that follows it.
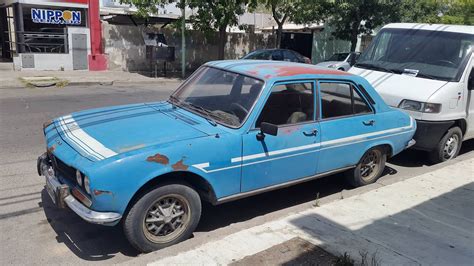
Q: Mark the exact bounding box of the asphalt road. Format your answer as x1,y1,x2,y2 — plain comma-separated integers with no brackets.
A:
1,83,473,265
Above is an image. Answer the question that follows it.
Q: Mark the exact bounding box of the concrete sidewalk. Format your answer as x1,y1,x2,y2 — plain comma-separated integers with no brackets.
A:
132,157,474,265
0,69,180,88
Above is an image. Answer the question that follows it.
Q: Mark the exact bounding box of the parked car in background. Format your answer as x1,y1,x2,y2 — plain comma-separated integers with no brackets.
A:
242,49,311,63
38,60,415,253
350,23,474,163
316,52,361,71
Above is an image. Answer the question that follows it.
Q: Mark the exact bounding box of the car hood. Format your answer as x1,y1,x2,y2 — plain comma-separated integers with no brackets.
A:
349,67,448,107
315,61,341,68
54,102,209,161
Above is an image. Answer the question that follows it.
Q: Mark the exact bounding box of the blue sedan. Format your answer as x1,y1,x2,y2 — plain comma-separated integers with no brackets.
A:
38,60,416,252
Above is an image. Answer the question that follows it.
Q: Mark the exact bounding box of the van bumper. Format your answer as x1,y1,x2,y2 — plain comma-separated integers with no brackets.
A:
412,120,454,151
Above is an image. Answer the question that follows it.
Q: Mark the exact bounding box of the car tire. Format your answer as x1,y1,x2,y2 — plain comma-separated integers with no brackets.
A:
428,127,462,164
338,67,345,71
346,147,387,187
123,183,201,253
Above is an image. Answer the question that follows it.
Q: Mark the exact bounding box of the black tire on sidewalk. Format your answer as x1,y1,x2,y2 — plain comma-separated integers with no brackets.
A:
123,183,202,253
345,147,387,187
428,126,463,164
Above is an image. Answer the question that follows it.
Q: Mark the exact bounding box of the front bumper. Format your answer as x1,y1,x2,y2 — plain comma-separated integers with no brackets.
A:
38,153,122,225
412,120,454,151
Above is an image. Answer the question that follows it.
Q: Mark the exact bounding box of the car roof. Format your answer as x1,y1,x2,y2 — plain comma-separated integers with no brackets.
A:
383,23,474,34
205,60,352,81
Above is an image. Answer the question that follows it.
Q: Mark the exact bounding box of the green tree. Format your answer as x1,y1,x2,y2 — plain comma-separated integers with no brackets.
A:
328,0,401,52
401,0,473,25
182,0,256,59
260,0,294,48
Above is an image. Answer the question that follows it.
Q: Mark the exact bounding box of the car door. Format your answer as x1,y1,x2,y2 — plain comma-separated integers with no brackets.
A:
241,80,320,192
317,80,377,173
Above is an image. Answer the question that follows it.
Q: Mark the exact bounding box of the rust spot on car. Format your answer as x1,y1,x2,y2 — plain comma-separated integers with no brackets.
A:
47,145,56,153
146,153,169,165
93,189,113,196
273,65,352,77
172,159,189,171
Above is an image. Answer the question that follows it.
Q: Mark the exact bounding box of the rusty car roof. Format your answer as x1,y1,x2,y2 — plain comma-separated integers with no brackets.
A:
205,60,352,80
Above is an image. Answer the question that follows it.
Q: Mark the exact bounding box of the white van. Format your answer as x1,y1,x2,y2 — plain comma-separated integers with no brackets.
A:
349,23,473,163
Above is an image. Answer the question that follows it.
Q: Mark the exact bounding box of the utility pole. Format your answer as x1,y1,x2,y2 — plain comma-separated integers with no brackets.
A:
181,0,185,78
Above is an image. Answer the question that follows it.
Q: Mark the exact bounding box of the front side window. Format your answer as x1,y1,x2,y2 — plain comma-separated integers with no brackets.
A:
357,28,474,81
320,82,372,119
172,66,264,127
256,82,314,127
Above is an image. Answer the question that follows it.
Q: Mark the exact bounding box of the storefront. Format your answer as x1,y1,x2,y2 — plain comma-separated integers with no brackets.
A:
0,0,105,70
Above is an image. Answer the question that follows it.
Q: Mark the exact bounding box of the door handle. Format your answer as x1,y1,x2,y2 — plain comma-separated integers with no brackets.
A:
303,129,318,136
363,119,375,126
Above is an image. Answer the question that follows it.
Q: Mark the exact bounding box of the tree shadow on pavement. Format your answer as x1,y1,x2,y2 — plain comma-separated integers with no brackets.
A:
285,181,474,265
41,190,140,261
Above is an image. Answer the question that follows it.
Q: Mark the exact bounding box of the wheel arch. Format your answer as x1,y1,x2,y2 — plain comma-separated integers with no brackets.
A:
453,119,467,138
124,171,217,218
365,142,394,158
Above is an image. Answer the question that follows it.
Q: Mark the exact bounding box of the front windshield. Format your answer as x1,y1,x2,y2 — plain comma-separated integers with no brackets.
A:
327,53,349,61
357,28,473,81
171,66,264,128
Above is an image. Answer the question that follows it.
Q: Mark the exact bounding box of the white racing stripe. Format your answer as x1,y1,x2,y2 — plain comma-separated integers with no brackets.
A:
193,118,415,173
58,115,118,160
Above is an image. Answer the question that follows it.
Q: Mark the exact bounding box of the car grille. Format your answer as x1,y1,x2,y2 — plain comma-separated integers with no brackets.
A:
48,153,76,184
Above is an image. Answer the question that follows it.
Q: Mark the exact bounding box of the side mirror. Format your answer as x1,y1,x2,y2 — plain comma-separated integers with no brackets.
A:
349,53,357,66
257,122,278,141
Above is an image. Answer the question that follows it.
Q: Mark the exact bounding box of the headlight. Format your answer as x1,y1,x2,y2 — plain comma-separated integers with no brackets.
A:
399,100,441,113
84,175,91,194
75,170,83,186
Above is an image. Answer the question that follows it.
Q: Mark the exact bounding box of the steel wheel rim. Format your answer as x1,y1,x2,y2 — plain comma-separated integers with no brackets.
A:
143,194,191,244
443,134,459,160
360,150,381,181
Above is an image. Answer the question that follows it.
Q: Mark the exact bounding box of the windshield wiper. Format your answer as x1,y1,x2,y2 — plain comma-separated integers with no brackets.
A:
411,72,441,81
354,63,400,74
183,102,218,126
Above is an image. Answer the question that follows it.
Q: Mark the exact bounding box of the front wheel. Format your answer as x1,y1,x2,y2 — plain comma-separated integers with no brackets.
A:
428,127,463,164
123,183,202,253
346,147,387,187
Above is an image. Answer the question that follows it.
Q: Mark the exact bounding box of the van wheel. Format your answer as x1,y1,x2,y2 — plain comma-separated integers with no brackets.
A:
346,147,386,187
123,183,201,253
429,127,462,164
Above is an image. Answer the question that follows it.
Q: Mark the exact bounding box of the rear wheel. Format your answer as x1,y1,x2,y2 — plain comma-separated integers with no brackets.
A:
428,127,462,164
123,183,201,253
346,147,386,187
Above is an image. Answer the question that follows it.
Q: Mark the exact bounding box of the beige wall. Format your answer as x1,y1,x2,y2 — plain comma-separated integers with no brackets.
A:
102,22,276,75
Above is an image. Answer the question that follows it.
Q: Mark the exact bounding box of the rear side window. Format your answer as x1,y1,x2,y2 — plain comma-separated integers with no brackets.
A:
320,82,372,119
283,50,299,62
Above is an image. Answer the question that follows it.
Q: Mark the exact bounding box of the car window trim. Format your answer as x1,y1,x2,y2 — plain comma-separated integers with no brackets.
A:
316,79,375,121
251,79,318,130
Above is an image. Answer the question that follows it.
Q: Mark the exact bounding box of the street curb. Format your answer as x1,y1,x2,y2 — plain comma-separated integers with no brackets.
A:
0,79,182,89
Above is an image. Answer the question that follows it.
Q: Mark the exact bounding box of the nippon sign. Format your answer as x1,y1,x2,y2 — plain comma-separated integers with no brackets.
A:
31,8,81,25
